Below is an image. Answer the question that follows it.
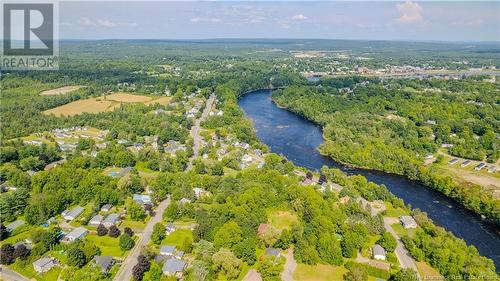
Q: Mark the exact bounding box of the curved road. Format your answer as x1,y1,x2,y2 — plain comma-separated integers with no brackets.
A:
113,197,170,281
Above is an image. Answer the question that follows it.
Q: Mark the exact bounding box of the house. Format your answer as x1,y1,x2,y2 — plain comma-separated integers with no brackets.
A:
101,204,112,212
89,215,104,226
265,248,281,258
448,158,459,165
174,250,184,259
62,206,84,221
165,223,176,235
372,244,386,260
64,227,88,242
94,256,114,273
461,160,471,167
133,194,152,205
179,198,191,204
257,224,269,236
160,245,176,257
400,216,418,229
162,258,186,277
475,163,486,171
193,187,208,199
33,257,57,273
102,214,120,228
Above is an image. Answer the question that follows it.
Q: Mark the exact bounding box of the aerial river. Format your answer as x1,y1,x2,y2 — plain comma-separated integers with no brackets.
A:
238,89,500,270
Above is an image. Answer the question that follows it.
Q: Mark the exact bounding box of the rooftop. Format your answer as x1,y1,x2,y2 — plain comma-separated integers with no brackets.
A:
162,258,186,274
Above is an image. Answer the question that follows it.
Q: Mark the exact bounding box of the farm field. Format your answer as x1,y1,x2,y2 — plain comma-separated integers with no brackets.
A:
39,86,84,96
42,93,171,117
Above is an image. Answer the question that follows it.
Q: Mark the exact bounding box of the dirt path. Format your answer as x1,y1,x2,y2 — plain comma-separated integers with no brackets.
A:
281,248,297,281
113,197,170,281
187,94,216,170
242,269,262,281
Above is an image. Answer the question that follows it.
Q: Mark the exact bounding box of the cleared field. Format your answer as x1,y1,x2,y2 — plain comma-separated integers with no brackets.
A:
40,86,84,96
268,210,298,231
293,264,348,281
43,93,171,117
416,261,443,280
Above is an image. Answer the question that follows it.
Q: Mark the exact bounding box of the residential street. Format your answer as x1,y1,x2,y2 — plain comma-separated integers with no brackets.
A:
187,94,216,171
113,197,171,281
0,266,30,281
383,217,421,280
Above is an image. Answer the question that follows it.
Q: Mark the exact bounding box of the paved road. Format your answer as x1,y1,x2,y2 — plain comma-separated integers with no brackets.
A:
187,94,216,170
0,266,30,281
113,197,171,281
383,217,421,280
281,248,297,281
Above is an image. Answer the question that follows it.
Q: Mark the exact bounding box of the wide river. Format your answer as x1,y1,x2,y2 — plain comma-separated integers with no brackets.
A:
239,89,500,269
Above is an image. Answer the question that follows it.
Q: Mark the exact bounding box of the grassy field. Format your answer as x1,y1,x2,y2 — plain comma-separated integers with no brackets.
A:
86,234,127,257
268,210,299,231
293,264,348,281
43,93,171,117
10,259,61,281
383,202,408,218
40,86,84,96
391,223,416,238
416,261,443,280
160,229,193,249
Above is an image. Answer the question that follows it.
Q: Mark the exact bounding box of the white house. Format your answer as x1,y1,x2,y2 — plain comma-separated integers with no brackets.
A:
89,215,104,226
62,206,84,221
400,216,418,229
33,257,57,273
372,244,386,261
63,227,88,242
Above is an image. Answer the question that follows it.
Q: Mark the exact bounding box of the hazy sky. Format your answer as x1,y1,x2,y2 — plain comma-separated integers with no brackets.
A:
56,1,499,41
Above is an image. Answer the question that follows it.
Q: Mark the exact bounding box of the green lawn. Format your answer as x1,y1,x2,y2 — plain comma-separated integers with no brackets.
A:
121,218,147,230
384,202,408,218
267,210,299,231
416,261,443,280
0,227,37,246
361,235,381,258
293,263,348,281
86,234,128,257
159,229,193,248
10,259,61,281
391,223,416,238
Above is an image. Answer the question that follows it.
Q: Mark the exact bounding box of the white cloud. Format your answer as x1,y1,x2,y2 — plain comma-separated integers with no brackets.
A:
190,17,222,23
396,1,423,23
78,17,137,28
291,14,308,21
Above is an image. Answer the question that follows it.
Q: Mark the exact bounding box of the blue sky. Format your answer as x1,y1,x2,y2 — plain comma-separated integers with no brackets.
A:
57,1,500,41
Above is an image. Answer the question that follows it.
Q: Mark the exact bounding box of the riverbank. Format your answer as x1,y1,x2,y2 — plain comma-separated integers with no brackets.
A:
238,89,500,270
270,92,499,227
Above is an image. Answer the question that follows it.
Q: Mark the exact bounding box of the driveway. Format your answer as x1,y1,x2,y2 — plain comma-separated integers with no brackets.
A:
281,248,297,281
242,269,262,281
383,217,421,280
187,94,216,170
113,197,171,281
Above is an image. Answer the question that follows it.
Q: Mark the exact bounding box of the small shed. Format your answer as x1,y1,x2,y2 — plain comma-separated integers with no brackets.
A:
94,256,114,273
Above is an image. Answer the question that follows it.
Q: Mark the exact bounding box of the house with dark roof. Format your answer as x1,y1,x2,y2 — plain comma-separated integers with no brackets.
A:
94,256,114,273
265,247,281,258
160,245,176,256
162,258,186,277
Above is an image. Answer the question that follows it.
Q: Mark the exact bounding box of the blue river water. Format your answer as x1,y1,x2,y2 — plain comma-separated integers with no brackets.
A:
238,89,500,270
